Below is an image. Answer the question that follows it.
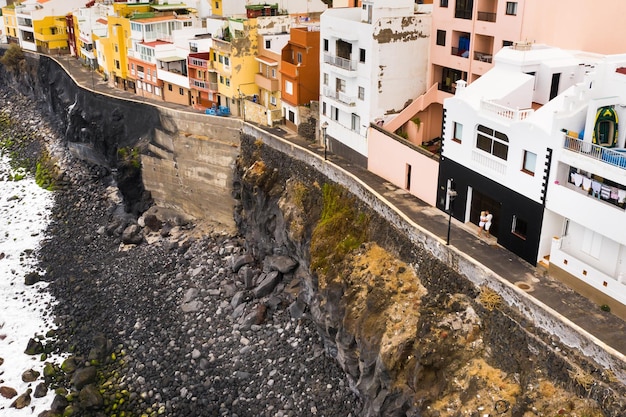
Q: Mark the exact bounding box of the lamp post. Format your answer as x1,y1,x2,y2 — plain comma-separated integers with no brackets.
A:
446,178,457,246
321,121,328,160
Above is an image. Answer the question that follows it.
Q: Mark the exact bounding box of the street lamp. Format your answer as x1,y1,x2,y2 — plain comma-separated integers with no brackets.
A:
321,121,328,160
446,178,457,246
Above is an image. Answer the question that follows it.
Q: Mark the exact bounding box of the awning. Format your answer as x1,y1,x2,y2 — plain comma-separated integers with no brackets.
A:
255,55,278,66
150,4,190,11
158,56,186,63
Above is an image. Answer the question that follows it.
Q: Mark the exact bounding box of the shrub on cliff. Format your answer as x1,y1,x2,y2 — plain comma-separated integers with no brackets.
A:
0,44,25,73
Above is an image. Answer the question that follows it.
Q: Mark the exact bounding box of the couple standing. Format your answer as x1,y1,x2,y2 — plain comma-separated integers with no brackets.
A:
477,210,492,237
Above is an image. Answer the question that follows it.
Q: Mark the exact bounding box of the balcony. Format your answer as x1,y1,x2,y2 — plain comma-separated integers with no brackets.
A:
188,58,213,71
280,61,298,78
323,53,356,71
255,72,279,92
563,135,626,171
474,51,493,63
190,78,218,92
323,87,356,106
477,11,496,22
480,99,533,121
451,47,469,58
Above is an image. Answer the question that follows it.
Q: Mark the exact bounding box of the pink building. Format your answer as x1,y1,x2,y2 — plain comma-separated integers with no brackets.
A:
369,0,626,207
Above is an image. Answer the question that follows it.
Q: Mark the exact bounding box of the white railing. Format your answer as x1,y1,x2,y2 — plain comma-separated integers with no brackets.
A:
323,87,356,106
471,150,506,176
323,53,356,71
563,135,626,170
480,99,534,121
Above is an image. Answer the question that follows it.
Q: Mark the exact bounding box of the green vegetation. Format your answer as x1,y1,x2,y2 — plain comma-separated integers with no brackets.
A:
0,43,25,73
310,183,369,274
117,146,141,169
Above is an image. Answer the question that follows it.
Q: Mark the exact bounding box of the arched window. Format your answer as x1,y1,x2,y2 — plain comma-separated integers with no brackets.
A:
476,124,509,160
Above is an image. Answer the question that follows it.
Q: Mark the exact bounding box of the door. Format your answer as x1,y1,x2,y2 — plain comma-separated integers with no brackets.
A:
549,73,561,100
470,190,501,238
405,164,412,191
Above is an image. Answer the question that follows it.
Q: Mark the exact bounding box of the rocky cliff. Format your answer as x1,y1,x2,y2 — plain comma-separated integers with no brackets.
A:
1,48,624,416
235,134,625,416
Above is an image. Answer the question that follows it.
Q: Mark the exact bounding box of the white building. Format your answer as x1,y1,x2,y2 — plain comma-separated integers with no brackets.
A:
74,3,111,69
319,0,431,167
14,0,86,52
441,43,626,310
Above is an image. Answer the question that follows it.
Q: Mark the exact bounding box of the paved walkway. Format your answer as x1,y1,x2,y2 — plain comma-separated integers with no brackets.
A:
55,54,626,359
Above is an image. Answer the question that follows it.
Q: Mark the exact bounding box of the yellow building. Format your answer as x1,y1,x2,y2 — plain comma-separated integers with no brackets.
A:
34,14,71,54
2,5,18,45
96,3,151,89
209,17,259,116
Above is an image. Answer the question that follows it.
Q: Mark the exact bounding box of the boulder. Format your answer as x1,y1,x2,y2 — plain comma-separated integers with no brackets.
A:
24,338,44,355
50,394,69,413
21,368,40,382
71,366,97,390
264,255,298,274
78,384,103,409
10,389,31,409
253,270,281,299
232,253,255,272
24,271,42,285
0,386,18,399
122,224,144,245
34,382,47,398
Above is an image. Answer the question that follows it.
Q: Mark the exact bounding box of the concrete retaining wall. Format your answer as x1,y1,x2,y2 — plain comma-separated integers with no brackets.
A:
141,109,242,228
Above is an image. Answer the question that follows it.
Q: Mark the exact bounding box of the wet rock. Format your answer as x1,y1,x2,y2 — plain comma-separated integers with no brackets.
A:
34,382,48,398
24,271,43,285
21,368,40,382
24,338,44,355
0,386,18,399
10,388,31,409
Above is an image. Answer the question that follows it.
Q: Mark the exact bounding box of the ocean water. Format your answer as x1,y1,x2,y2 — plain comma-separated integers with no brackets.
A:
0,155,60,415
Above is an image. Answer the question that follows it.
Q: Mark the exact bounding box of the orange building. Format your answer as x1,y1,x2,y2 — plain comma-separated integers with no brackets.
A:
280,26,320,130
127,40,166,101
188,51,219,110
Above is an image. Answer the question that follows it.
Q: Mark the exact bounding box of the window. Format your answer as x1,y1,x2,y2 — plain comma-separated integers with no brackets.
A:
505,2,517,15
440,0,448,6
218,55,223,64
351,113,360,132
114,44,118,52
511,215,528,239
453,122,463,143
358,86,365,100
168,84,173,91
270,95,276,106
503,40,513,47
115,60,120,70
455,0,473,19
322,101,327,115
336,78,346,93
359,48,366,63
224,56,230,67
178,87,184,95
522,151,537,175
285,80,293,95
323,39,329,52
271,68,276,78
476,124,509,160
288,110,295,123
436,30,446,46
215,1,219,8
225,78,230,86
323,73,329,86
331,106,338,121
265,39,271,49
297,52,302,64
219,75,224,84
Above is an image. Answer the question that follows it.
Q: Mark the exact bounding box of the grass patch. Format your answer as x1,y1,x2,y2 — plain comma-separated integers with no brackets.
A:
310,183,369,277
